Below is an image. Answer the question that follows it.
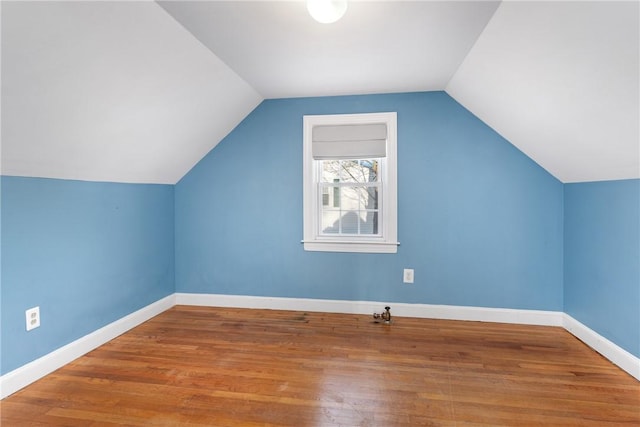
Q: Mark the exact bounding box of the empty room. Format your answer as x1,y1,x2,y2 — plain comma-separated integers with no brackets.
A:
1,1,639,425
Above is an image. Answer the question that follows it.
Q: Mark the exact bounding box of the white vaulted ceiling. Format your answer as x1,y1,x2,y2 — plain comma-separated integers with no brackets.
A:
447,1,639,183
1,1,262,184
157,1,500,98
1,1,638,184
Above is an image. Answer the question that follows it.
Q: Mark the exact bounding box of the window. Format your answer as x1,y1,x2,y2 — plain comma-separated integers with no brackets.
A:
303,112,398,253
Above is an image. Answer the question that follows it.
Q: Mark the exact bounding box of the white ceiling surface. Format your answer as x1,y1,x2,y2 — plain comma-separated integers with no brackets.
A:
447,1,640,183
1,1,262,184
157,1,501,98
1,1,638,185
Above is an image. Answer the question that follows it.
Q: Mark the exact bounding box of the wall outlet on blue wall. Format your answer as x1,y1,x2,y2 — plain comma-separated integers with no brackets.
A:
403,269,414,284
25,307,41,331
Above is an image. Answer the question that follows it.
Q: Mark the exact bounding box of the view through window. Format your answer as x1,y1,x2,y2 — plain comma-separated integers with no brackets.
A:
320,159,381,236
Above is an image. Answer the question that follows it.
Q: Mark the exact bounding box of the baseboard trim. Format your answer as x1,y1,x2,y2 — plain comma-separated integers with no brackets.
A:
563,314,640,381
0,294,175,399
174,293,564,326
3,293,637,399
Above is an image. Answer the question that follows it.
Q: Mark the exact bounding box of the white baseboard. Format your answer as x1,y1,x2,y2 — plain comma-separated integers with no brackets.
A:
174,293,564,326
563,314,640,381
0,294,175,399
3,293,637,400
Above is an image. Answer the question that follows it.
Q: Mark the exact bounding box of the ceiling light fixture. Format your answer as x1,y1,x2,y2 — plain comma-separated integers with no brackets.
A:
307,0,348,24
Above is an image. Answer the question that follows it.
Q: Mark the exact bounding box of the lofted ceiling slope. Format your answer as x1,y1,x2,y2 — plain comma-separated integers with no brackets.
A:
1,1,262,184
447,1,639,183
1,1,638,184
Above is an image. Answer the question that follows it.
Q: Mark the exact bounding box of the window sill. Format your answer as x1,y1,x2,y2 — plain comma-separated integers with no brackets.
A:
301,240,399,254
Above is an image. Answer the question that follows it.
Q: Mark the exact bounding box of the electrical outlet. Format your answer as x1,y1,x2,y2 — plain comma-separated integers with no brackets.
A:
26,306,40,331
403,268,414,284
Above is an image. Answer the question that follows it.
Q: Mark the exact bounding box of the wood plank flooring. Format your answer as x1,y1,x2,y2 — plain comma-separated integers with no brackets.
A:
1,305,638,426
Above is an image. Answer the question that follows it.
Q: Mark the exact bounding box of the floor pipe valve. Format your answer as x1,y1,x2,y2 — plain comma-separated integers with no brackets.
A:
373,306,391,324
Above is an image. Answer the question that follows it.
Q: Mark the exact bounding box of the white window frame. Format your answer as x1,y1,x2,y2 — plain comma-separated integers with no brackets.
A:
303,112,398,253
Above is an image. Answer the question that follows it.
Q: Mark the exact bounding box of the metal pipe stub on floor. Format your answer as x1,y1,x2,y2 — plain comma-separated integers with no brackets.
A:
373,306,391,324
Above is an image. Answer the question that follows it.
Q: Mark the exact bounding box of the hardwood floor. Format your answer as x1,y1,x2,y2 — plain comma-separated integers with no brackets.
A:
1,305,638,426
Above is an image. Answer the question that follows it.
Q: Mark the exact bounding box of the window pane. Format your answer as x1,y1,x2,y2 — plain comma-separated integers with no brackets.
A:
340,186,361,210
338,160,361,183
347,186,378,210
339,159,379,183
321,210,341,234
321,159,379,183
322,160,341,182
364,187,378,210
361,212,378,235
341,211,360,234
360,160,378,182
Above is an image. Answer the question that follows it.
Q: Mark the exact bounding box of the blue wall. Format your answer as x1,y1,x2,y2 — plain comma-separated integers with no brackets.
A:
2,91,637,376
176,92,564,310
564,179,640,358
1,177,175,374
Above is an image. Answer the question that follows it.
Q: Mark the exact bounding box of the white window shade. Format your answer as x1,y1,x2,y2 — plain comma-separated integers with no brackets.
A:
312,123,387,159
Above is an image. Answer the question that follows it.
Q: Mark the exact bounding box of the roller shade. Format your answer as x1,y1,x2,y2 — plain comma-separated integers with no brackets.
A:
312,123,387,159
